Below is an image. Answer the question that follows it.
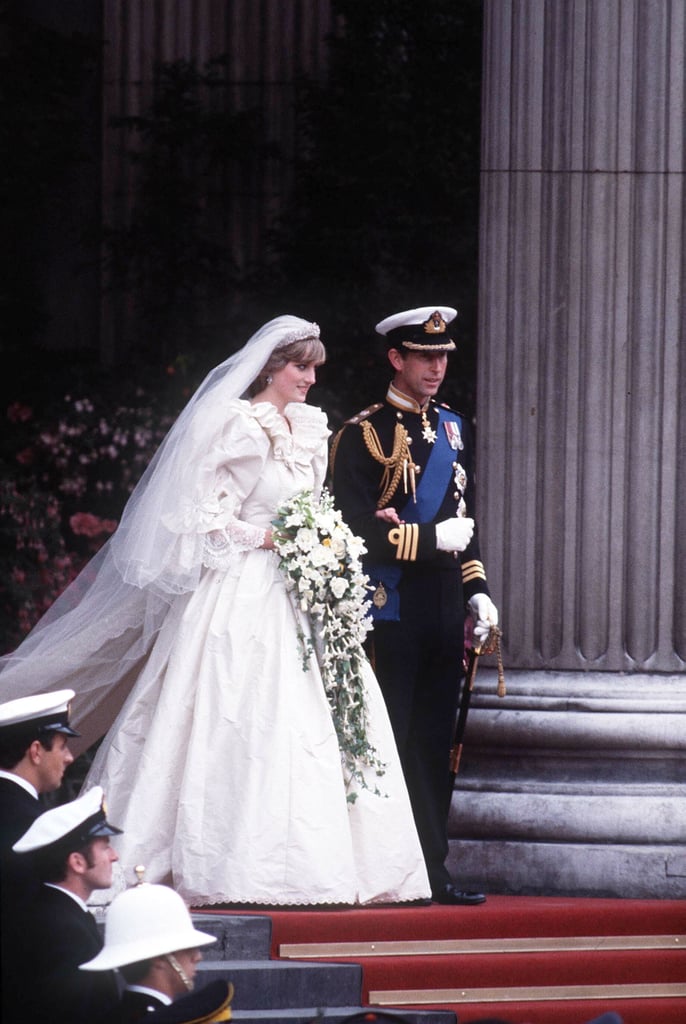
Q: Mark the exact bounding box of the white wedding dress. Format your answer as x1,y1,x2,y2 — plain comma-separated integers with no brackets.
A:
86,399,430,906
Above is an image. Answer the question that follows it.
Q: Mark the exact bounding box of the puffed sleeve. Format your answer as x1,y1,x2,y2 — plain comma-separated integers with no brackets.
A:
161,400,270,574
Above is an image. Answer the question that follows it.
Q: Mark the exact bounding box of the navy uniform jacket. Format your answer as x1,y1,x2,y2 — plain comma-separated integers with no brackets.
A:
17,885,119,1024
145,981,234,1024
120,988,167,1023
0,776,45,1022
119,982,234,1024
0,776,44,903
330,392,489,612
0,775,43,847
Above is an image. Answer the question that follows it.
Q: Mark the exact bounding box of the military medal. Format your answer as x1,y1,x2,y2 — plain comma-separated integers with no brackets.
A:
372,582,388,608
444,421,464,450
420,408,436,444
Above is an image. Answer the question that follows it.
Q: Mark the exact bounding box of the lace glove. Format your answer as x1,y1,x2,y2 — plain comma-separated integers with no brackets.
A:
435,517,474,553
203,522,266,570
467,593,499,645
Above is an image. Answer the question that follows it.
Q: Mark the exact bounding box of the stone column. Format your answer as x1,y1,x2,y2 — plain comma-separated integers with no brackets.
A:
448,0,686,898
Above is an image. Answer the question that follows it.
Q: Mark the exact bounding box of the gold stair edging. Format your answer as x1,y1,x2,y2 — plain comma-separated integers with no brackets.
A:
368,982,686,1006
279,934,686,959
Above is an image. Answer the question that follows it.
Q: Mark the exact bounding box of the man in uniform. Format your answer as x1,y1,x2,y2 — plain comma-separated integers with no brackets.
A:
0,689,80,1018
80,877,232,1023
330,305,499,905
0,688,79,858
8,785,122,1024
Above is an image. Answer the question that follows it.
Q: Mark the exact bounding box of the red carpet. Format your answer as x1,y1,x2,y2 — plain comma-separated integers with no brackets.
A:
203,896,686,1024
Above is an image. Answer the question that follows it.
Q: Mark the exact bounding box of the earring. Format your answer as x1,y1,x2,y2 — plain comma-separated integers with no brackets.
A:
266,375,273,384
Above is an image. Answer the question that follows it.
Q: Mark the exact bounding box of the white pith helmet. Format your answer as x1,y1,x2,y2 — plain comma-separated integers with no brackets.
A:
80,878,216,971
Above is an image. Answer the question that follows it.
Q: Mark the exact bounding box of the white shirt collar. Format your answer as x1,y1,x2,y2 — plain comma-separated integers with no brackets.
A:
44,883,89,913
125,985,173,1005
0,770,39,800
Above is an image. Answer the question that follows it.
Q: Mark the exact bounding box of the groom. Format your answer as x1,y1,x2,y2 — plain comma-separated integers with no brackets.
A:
330,305,498,905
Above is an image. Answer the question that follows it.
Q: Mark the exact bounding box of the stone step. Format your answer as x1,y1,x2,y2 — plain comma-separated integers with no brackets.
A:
196,959,363,1010
191,912,272,960
230,1010,456,1024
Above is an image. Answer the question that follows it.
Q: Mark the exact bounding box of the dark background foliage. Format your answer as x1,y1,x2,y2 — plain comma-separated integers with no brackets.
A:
267,0,484,427
1,0,483,652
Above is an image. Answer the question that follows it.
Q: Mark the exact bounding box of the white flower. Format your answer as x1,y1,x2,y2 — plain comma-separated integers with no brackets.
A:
295,527,319,552
330,532,347,559
272,488,382,800
309,544,338,570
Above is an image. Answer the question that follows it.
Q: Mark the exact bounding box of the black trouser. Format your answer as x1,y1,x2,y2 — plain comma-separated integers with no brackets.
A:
369,566,464,892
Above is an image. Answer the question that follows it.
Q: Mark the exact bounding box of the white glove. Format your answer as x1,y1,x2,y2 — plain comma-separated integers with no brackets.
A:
435,516,474,553
467,593,499,644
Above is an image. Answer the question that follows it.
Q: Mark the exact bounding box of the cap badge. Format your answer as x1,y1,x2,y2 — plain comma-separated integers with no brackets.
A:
423,311,447,334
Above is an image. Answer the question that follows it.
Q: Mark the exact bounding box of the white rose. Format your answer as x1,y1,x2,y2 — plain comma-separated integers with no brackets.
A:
295,527,319,552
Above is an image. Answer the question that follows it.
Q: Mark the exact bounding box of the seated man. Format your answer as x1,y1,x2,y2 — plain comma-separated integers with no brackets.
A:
80,877,233,1023
8,785,122,1024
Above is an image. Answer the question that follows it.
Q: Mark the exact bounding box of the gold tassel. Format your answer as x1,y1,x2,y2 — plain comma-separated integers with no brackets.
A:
482,625,506,698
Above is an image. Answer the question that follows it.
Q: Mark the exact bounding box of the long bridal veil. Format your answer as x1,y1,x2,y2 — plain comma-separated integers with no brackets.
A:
0,315,320,754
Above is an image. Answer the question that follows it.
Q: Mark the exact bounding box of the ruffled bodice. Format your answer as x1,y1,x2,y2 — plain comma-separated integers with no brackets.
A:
159,399,330,574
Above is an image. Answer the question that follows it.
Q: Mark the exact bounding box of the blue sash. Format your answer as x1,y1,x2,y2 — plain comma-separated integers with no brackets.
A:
400,407,461,523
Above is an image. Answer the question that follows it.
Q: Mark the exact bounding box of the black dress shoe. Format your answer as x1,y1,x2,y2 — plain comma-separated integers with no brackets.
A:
432,883,486,905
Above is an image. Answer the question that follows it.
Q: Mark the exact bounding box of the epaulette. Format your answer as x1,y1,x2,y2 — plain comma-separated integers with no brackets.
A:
344,402,383,426
437,399,464,416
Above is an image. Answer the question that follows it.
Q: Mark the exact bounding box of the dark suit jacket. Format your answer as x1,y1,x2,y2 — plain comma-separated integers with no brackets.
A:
10,884,119,1024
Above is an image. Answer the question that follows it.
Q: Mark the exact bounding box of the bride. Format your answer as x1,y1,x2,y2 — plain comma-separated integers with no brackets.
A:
0,315,430,907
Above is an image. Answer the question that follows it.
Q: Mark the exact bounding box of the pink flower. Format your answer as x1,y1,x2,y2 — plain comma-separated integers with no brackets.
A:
69,512,117,538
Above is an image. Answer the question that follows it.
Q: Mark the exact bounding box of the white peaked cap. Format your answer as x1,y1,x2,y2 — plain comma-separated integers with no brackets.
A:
375,305,457,336
80,882,216,971
375,306,458,350
13,785,122,853
0,688,80,736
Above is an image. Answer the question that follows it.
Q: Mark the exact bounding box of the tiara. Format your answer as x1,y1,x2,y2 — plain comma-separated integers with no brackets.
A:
278,322,320,347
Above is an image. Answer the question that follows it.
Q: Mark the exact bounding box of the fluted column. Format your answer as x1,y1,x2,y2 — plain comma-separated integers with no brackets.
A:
477,0,685,672
449,0,686,898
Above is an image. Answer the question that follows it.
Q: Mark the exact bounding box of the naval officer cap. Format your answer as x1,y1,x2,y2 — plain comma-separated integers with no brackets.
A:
375,305,458,351
0,688,80,741
13,785,122,855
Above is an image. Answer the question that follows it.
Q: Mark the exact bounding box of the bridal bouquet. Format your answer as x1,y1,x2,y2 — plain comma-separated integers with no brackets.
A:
272,488,385,800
